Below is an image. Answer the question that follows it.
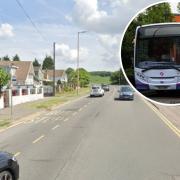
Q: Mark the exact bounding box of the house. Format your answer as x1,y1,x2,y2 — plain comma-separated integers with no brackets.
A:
0,61,36,88
0,61,44,109
173,14,180,22
44,69,68,84
33,65,44,87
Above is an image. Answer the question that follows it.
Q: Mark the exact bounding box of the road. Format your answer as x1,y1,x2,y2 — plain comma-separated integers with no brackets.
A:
142,91,180,104
0,86,179,180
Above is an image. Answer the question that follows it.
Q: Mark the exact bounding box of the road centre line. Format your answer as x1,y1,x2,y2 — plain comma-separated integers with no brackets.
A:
64,118,69,122
52,124,60,130
143,99,180,138
32,135,45,144
78,108,83,112
73,112,77,116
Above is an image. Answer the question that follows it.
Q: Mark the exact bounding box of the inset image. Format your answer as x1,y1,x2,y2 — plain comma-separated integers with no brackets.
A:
121,1,180,105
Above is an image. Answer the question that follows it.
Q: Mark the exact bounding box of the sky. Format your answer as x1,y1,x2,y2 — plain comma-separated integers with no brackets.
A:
0,0,178,71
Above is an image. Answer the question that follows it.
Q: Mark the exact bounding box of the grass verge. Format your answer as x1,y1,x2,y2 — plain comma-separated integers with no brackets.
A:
29,87,89,110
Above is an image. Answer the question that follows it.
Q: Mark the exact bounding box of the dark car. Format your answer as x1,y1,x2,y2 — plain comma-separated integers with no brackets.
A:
119,85,134,100
101,84,110,91
0,152,19,180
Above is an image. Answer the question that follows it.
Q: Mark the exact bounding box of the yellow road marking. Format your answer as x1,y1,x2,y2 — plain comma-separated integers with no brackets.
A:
14,152,21,157
32,135,45,144
52,125,60,130
143,99,180,138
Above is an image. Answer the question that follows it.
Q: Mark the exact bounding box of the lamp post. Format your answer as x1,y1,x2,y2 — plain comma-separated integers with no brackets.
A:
53,42,56,96
9,64,18,121
77,31,87,95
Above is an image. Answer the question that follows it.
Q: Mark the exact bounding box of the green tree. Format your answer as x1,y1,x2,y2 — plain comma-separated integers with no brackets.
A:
110,70,128,85
13,54,20,61
78,68,90,87
177,2,180,13
33,58,40,67
66,68,75,83
0,68,10,94
2,55,10,61
42,56,54,69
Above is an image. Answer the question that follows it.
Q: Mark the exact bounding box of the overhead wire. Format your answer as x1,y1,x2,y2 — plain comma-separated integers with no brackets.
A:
15,0,48,42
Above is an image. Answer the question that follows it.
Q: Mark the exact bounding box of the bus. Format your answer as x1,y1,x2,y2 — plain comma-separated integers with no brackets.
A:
134,23,180,91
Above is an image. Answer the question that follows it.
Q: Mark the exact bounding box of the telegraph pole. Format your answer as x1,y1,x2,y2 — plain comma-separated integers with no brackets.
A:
77,32,80,95
53,42,56,96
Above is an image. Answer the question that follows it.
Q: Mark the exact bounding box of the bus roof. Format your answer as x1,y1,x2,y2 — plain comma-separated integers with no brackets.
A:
137,23,180,38
139,22,180,28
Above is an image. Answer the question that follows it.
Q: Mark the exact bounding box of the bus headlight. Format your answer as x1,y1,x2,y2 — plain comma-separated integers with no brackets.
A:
136,72,148,82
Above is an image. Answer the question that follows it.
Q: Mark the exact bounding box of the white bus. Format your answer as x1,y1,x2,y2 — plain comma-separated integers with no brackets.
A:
134,23,180,91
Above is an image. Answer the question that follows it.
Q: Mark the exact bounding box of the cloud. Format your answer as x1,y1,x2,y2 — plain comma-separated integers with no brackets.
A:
55,43,89,64
71,0,161,34
0,23,14,38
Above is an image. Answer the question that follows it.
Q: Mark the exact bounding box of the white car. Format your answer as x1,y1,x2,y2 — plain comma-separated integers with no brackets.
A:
90,85,104,97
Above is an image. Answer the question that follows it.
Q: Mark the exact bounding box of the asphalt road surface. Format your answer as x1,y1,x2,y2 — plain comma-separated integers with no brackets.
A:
0,86,179,180
142,91,180,104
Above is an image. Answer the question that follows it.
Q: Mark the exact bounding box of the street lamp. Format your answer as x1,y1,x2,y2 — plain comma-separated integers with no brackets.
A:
77,31,87,95
9,64,18,121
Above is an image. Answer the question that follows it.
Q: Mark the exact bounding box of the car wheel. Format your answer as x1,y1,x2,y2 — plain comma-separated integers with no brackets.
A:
0,170,13,180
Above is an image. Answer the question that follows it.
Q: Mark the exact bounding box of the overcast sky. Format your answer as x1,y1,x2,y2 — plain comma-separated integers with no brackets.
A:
0,0,178,71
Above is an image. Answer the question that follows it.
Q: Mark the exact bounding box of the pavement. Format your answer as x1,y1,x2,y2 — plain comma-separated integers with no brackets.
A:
0,86,179,180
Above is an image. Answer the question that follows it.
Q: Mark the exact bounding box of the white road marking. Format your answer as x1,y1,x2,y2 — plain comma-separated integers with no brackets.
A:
14,152,21,157
52,124,60,130
64,118,69,122
73,112,77,116
32,135,45,144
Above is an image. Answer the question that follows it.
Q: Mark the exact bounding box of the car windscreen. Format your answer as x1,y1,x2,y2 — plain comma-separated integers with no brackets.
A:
121,87,132,92
92,87,100,89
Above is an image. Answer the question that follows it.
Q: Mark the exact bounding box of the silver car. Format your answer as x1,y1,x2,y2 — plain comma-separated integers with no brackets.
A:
90,85,104,97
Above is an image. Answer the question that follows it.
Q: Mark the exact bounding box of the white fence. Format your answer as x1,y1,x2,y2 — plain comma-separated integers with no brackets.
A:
0,96,3,109
0,88,44,109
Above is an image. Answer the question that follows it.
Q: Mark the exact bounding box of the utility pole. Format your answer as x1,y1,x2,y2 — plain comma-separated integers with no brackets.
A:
77,32,80,95
77,31,87,95
53,42,56,96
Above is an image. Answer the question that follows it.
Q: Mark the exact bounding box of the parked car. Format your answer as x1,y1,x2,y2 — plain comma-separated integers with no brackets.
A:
101,84,110,91
118,85,134,100
0,151,19,180
90,85,104,97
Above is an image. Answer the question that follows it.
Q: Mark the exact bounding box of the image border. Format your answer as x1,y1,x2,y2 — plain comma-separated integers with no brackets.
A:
119,0,180,107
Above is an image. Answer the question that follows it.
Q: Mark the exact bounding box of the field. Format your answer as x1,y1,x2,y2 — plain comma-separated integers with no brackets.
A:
89,75,111,84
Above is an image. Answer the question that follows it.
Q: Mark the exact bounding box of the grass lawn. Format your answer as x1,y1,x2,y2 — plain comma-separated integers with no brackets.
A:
89,75,111,84
29,87,90,110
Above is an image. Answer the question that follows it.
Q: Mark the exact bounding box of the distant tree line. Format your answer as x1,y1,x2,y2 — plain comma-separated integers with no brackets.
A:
90,71,112,77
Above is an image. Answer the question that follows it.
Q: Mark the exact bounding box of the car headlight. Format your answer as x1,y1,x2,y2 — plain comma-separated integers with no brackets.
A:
12,156,17,162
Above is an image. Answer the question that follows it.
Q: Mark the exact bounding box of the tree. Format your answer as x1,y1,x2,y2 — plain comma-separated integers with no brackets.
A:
13,54,20,61
42,56,54,69
78,68,90,87
0,68,10,95
177,2,180,13
110,69,128,85
2,55,10,61
33,58,40,67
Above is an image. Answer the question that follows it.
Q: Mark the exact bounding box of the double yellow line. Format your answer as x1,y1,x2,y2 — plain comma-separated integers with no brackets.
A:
143,100,180,138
